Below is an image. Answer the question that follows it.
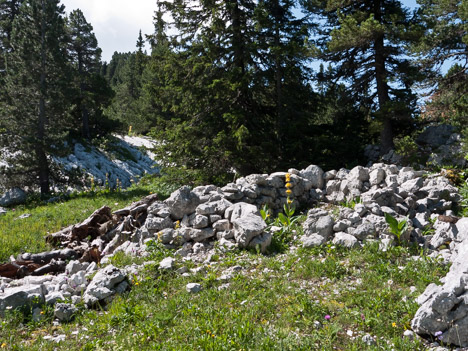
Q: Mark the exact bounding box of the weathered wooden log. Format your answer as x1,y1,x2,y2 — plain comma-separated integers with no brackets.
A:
0,261,41,279
79,246,101,264
45,225,73,245
71,206,113,241
18,248,79,265
31,260,66,276
112,194,158,218
98,219,118,236
100,215,135,243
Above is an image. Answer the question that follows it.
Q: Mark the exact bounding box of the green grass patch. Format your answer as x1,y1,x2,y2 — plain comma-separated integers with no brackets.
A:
0,241,448,350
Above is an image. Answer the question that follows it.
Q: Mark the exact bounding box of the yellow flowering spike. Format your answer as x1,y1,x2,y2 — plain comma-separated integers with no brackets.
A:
285,182,293,189
285,173,291,182
286,189,293,196
287,199,293,204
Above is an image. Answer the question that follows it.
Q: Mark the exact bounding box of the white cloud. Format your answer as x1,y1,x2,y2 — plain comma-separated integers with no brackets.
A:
61,0,156,62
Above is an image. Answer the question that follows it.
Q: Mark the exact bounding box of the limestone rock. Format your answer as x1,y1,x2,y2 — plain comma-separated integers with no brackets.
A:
301,234,327,248
232,214,267,248
159,257,175,270
54,303,77,322
0,284,45,312
247,231,272,253
225,202,259,222
303,213,334,240
299,165,324,189
83,265,127,307
0,188,27,207
332,232,359,248
164,186,200,220
186,283,202,293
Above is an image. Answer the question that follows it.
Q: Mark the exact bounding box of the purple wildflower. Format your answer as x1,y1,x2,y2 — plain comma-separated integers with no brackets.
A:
324,315,331,321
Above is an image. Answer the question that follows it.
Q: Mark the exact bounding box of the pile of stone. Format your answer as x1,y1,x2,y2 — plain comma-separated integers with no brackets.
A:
299,163,462,254
0,162,467,347
411,218,468,347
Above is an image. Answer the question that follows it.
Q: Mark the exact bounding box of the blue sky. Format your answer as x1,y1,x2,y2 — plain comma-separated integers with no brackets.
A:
61,0,421,63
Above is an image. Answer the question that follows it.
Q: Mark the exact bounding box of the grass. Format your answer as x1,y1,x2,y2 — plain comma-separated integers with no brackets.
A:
0,176,457,350
0,174,174,262
0,243,448,350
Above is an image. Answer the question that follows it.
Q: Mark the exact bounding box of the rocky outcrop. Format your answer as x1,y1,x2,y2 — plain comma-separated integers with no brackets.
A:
0,161,466,346
0,188,26,207
411,218,468,347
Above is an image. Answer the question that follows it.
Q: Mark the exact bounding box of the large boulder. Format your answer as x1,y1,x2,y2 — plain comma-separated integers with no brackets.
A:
416,124,456,147
83,265,127,307
0,284,45,313
411,223,468,347
303,209,334,240
232,214,267,248
299,165,324,189
164,186,200,220
0,188,27,207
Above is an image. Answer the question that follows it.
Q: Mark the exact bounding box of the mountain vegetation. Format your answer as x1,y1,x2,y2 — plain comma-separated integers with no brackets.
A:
0,0,466,195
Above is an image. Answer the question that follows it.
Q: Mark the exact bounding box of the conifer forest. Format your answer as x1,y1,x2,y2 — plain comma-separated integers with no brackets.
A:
0,0,467,195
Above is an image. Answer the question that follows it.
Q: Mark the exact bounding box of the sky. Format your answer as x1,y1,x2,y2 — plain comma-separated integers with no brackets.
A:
61,0,420,63
61,0,156,62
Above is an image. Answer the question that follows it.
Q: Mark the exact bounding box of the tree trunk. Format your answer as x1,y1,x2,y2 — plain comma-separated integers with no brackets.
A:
38,0,49,197
373,0,393,154
274,0,284,155
78,52,91,139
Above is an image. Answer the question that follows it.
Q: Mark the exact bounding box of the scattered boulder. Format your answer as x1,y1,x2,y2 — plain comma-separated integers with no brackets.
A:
54,303,77,322
83,265,127,307
0,188,27,207
164,186,200,220
232,214,267,248
186,283,202,293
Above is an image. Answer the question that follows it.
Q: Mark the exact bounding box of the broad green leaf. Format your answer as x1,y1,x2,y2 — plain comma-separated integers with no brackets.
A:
384,213,399,234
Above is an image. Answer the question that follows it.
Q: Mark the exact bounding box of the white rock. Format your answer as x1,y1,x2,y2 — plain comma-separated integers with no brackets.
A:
186,283,202,293
159,257,176,270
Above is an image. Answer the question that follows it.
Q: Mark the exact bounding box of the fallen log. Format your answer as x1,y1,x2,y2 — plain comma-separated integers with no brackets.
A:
79,246,101,264
45,225,73,245
0,261,42,279
18,248,79,265
31,259,66,276
71,206,113,241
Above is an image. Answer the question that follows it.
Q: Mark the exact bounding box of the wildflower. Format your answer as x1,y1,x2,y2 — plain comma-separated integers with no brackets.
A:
285,182,293,189
40,310,45,315
287,198,293,205
434,331,443,340
324,315,331,321
360,313,365,321
286,189,293,196
392,322,397,328
1,343,7,348
174,220,181,229
285,173,291,182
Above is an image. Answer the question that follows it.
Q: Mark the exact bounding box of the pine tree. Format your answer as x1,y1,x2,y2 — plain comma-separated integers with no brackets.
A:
0,0,72,196
0,0,23,104
0,0,22,65
67,8,103,139
414,0,467,124
304,0,421,153
104,32,149,134
254,0,316,166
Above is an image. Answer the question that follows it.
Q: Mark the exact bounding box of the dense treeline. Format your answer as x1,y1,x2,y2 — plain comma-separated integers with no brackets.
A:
0,0,466,196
